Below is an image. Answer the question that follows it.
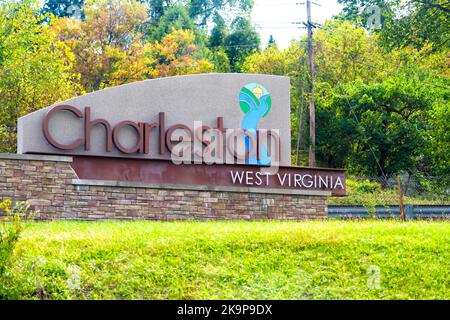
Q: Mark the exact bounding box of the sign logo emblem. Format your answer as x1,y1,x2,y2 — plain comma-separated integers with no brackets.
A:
239,83,272,165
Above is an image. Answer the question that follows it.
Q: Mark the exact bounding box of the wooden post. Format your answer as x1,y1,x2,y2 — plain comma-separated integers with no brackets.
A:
397,176,405,221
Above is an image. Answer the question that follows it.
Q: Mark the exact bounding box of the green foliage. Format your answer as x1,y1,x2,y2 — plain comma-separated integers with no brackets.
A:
317,77,433,177
52,0,152,92
337,0,450,51
207,47,231,72
329,177,397,209
351,178,382,194
0,1,447,182
242,19,449,176
425,102,450,178
139,0,170,23
140,0,254,41
209,13,226,48
0,0,80,153
0,200,37,278
151,5,199,42
329,184,398,208
187,0,254,27
1,221,449,299
330,174,449,206
223,17,260,71
314,20,384,85
267,35,276,48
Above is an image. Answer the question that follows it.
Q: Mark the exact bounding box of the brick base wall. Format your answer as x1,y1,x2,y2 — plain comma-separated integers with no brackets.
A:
0,154,327,220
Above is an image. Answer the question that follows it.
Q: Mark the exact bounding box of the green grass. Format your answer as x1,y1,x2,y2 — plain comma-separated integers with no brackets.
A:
2,221,449,300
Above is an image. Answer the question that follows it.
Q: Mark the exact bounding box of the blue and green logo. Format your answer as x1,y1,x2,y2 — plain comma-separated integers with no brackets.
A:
239,83,272,165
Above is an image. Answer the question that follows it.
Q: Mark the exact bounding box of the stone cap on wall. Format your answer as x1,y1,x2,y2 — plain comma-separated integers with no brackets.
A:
72,179,332,197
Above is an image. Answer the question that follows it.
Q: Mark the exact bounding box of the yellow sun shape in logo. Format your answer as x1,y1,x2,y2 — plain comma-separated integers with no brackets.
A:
252,85,264,99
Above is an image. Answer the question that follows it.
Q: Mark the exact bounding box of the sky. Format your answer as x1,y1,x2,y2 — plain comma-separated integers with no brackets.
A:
252,0,343,49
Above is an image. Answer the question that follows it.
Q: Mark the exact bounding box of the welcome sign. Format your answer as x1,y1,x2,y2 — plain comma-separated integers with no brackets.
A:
17,73,346,196
18,74,291,166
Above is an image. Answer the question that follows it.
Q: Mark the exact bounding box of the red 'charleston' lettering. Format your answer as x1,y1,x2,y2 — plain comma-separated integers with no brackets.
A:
42,105,281,162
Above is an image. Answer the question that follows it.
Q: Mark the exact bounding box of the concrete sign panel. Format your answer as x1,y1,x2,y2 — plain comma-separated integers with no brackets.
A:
18,73,291,166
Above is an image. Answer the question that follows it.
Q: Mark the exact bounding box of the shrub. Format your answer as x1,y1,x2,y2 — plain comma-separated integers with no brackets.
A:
353,179,382,193
0,200,38,277
330,176,449,207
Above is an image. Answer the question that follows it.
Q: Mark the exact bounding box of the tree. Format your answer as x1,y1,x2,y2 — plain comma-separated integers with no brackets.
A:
149,29,214,77
337,0,450,51
244,18,449,173
209,13,226,48
52,0,152,92
0,0,79,152
223,17,260,71
207,13,230,72
207,48,231,72
312,19,392,90
187,0,253,28
139,0,172,24
267,35,276,48
317,77,434,178
151,5,200,42
312,20,449,177
423,93,450,179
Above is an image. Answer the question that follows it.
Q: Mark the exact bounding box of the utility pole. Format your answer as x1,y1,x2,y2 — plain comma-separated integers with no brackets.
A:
294,1,319,167
306,0,316,167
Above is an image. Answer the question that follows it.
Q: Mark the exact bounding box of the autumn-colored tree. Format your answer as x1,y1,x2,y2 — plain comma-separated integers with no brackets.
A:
149,29,214,77
0,0,79,152
52,0,152,92
1,0,447,184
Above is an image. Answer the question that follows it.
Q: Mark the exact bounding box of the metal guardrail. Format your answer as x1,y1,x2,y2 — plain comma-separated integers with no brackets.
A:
328,205,450,219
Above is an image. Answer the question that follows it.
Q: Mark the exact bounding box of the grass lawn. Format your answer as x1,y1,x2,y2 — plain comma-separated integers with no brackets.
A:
1,220,449,300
